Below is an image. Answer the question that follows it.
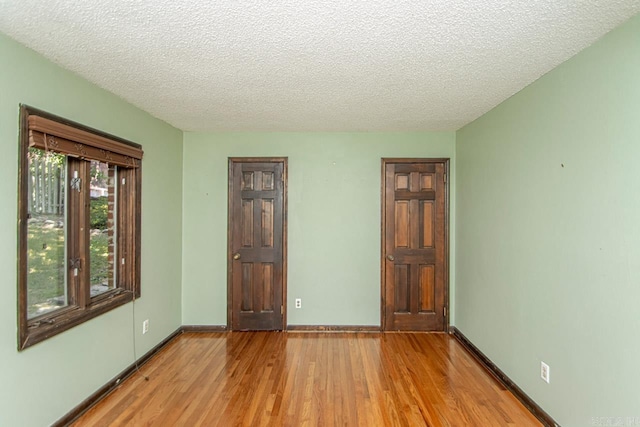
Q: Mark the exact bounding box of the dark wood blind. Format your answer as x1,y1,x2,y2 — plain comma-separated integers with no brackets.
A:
28,115,143,167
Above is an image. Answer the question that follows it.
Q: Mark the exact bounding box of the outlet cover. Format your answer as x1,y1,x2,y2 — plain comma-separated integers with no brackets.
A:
541,361,550,383
142,319,149,334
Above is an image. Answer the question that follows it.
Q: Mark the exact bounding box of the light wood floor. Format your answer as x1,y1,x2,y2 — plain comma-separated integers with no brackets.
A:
73,332,541,426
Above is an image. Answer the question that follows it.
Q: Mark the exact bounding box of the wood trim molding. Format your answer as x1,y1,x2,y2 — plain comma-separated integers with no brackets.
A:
287,325,381,332
450,327,559,427
181,325,228,332
52,327,183,427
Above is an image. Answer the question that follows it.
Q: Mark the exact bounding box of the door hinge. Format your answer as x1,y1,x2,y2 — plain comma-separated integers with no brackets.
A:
443,306,447,317
443,173,447,183
280,305,283,315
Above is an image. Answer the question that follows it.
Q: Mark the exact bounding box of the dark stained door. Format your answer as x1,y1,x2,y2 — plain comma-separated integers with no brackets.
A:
382,160,448,331
229,159,286,330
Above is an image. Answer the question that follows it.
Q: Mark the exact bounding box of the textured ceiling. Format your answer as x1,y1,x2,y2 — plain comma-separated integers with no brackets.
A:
1,1,639,131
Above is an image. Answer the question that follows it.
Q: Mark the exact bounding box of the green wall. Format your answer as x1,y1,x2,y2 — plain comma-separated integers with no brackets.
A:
182,133,456,326
456,14,640,427
0,33,183,426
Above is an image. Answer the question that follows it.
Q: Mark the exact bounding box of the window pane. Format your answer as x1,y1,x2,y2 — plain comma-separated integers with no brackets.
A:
27,149,67,319
90,161,117,297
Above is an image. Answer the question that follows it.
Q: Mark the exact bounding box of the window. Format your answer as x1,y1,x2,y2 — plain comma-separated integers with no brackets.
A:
17,105,143,350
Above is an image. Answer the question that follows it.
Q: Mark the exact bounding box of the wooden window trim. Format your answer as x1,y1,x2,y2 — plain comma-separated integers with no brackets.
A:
17,105,143,350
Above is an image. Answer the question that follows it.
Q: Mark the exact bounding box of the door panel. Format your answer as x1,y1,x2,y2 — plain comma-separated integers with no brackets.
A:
229,159,286,331
383,160,447,331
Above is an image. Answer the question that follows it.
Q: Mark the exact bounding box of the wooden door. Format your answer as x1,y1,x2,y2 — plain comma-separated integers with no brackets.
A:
382,159,448,331
228,158,287,331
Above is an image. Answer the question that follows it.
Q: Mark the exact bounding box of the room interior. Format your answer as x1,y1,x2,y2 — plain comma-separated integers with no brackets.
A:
1,3,639,426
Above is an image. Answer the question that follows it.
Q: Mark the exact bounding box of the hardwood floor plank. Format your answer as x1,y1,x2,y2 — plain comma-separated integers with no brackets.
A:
72,332,542,426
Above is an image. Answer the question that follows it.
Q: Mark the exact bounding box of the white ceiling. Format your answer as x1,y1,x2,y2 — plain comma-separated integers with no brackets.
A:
1,1,639,132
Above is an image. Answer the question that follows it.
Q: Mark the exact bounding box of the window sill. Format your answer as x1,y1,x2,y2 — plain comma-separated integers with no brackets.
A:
20,290,134,351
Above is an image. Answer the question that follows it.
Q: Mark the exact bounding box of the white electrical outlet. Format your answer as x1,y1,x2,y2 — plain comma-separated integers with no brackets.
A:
295,298,302,309
540,361,550,383
142,319,149,334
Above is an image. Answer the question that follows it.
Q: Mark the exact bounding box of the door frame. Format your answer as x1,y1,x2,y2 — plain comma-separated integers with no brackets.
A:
380,158,450,332
227,157,288,331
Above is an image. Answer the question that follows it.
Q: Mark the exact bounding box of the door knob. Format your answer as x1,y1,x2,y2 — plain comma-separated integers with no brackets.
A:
233,253,241,260
387,255,395,261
